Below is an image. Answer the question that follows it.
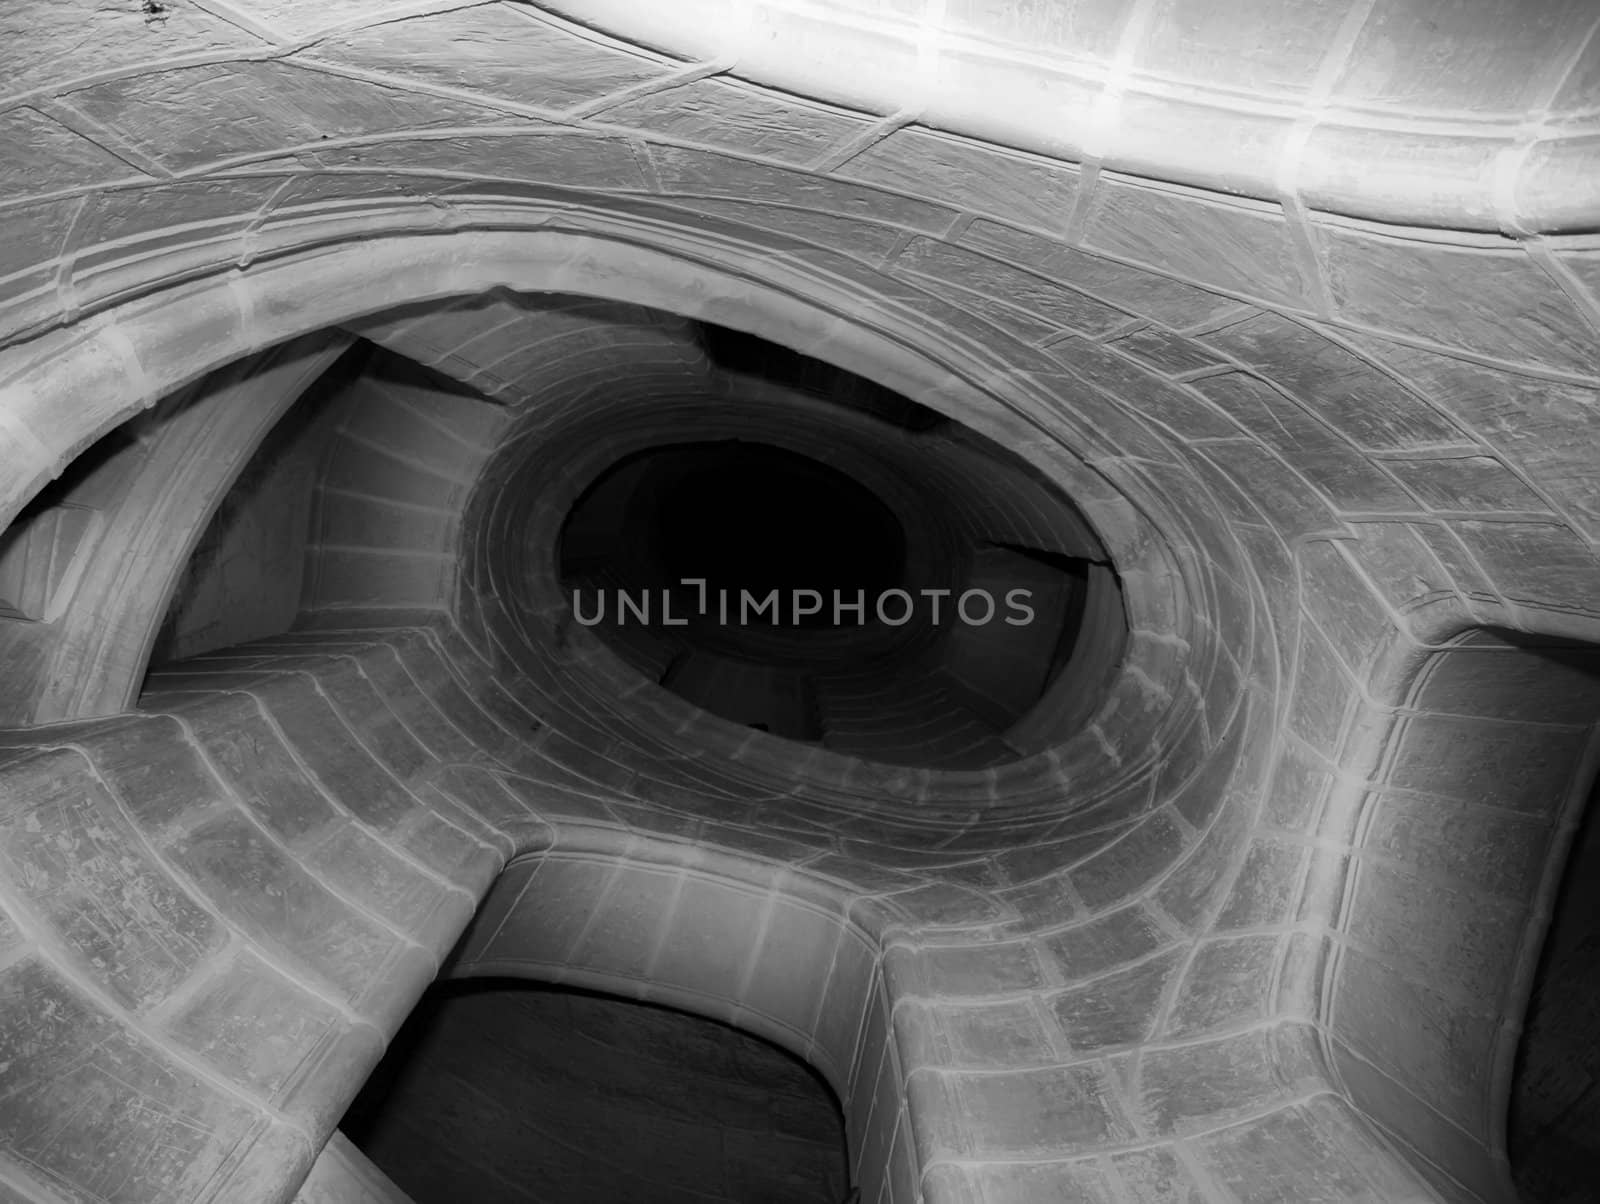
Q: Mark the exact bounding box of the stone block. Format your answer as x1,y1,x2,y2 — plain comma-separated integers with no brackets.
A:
302,5,667,110
886,1108,918,1204
0,956,271,1203
1196,441,1344,540
1287,621,1356,758
895,238,1132,335
812,931,877,1082
316,492,459,558
1352,334,1600,539
1320,227,1600,376
1296,539,1399,674
1216,838,1307,929
68,60,515,173
840,128,1081,232
1039,904,1169,982
884,880,1007,929
1341,521,1463,616
1195,1097,1421,1204
959,220,1243,329
0,0,257,97
857,1052,903,1192
1330,1041,1501,1200
1137,1027,1288,1134
1082,182,1313,311
170,809,410,1003
1110,1144,1202,1202
408,779,520,862
1296,845,1355,926
0,750,222,1011
891,939,1046,997
605,78,870,165
1364,789,1552,901
648,872,767,999
1453,521,1600,614
1415,637,1600,724
565,864,680,981
997,871,1083,932
385,642,530,756
895,274,1068,345
1343,858,1524,1003
1192,373,1418,513
1386,714,1589,814
920,1164,984,1204
300,819,470,951
1138,0,1345,89
669,197,907,260
933,997,1057,1069
314,132,648,194
348,655,481,764
943,1063,1134,1157
0,199,74,319
1069,811,1187,911
1202,312,1460,450
929,1159,1120,1204
181,696,343,844
994,826,1133,886
0,898,22,959
1049,946,1185,1052
339,389,493,481
1165,933,1280,1038
847,989,892,1167
0,108,141,203
649,145,957,231
164,948,378,1128
306,548,454,609
1049,335,1242,439
1332,945,1497,1133
428,764,536,831
255,678,427,833
307,660,433,778
1153,793,1254,931
1262,738,1335,834
82,175,284,250
1387,454,1552,513
1110,325,1224,376
1165,715,1242,831
321,435,466,505
745,901,846,1036
80,714,231,832
393,810,501,895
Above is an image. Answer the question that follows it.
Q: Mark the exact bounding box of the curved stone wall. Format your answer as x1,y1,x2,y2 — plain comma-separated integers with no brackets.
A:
0,4,1597,1204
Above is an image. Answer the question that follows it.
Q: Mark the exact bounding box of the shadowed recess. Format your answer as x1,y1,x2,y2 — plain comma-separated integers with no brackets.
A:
339,980,850,1204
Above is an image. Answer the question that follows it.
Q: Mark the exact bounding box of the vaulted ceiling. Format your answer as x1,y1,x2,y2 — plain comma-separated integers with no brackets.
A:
0,3,1597,1204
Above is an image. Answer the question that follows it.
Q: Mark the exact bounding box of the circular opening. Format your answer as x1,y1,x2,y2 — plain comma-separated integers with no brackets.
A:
539,319,1130,771
635,443,907,628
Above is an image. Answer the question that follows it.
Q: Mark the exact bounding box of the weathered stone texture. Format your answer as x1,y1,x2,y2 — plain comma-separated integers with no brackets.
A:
0,1,261,98
1083,185,1314,310
0,108,143,200
0,956,279,1203
1,4,1598,1202
0,750,223,1011
66,62,520,172
304,6,668,110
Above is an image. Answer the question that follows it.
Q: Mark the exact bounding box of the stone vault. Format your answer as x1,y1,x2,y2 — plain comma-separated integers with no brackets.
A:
0,2,1598,1202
